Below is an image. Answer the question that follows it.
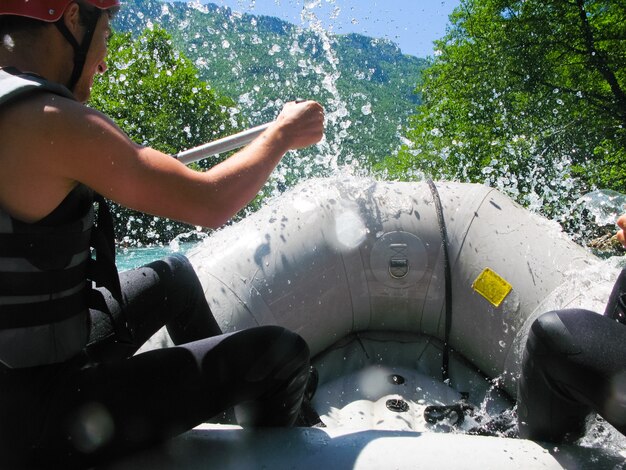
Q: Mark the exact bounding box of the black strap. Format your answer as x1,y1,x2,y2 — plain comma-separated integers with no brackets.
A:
88,195,134,343
426,179,453,383
89,194,123,305
54,9,101,91
424,396,473,426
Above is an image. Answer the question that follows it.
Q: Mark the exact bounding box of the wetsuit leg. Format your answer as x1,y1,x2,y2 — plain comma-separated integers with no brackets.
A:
32,325,310,468
517,309,626,442
87,253,222,361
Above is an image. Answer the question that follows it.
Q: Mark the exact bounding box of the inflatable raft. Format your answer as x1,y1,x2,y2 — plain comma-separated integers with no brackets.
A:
106,177,626,469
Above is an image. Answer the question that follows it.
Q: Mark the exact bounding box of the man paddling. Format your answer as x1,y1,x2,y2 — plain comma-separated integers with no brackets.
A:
0,1,324,467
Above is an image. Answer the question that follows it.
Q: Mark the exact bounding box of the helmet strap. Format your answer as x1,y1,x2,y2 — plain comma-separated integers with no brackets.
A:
54,8,101,91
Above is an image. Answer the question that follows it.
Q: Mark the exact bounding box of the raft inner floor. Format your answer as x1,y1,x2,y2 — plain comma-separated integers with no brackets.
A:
104,331,626,469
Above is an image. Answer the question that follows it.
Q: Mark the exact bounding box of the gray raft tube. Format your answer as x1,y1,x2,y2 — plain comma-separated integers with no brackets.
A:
188,177,616,399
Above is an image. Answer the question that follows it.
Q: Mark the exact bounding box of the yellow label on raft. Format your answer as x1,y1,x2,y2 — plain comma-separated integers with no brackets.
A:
472,268,512,307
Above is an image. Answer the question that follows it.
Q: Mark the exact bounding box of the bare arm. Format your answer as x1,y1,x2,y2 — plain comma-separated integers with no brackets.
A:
0,95,324,228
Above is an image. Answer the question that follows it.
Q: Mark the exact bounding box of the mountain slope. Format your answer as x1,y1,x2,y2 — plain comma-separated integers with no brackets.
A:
112,0,427,168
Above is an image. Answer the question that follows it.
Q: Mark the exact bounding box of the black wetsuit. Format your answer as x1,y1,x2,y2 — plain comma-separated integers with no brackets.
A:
0,161,310,468
517,270,626,442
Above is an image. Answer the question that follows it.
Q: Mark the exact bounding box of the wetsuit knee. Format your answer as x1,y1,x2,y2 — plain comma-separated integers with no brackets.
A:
529,310,582,356
222,325,310,427
155,253,197,287
519,308,626,441
242,325,310,383
152,254,222,342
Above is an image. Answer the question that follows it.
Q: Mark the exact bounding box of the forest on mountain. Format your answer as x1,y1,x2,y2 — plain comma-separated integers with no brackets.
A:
110,0,427,169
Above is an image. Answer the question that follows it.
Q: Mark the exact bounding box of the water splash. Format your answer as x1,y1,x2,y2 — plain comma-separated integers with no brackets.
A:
579,415,626,457
577,190,626,227
298,0,350,170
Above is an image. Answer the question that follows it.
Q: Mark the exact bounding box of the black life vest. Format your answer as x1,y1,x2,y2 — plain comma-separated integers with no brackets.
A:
0,68,122,368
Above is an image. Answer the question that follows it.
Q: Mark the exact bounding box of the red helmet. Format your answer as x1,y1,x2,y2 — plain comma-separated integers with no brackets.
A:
0,0,120,22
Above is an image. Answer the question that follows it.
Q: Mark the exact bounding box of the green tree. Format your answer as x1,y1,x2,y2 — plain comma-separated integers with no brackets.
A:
380,0,625,220
89,26,240,245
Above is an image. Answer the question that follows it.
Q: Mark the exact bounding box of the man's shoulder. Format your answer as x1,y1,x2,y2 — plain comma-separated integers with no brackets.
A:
0,81,99,167
0,89,83,135
0,69,85,129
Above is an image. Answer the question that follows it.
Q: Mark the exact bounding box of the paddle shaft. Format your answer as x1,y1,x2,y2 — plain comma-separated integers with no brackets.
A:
175,122,272,165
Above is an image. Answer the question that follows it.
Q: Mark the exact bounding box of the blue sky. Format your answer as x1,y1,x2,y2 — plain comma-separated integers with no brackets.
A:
203,0,461,58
